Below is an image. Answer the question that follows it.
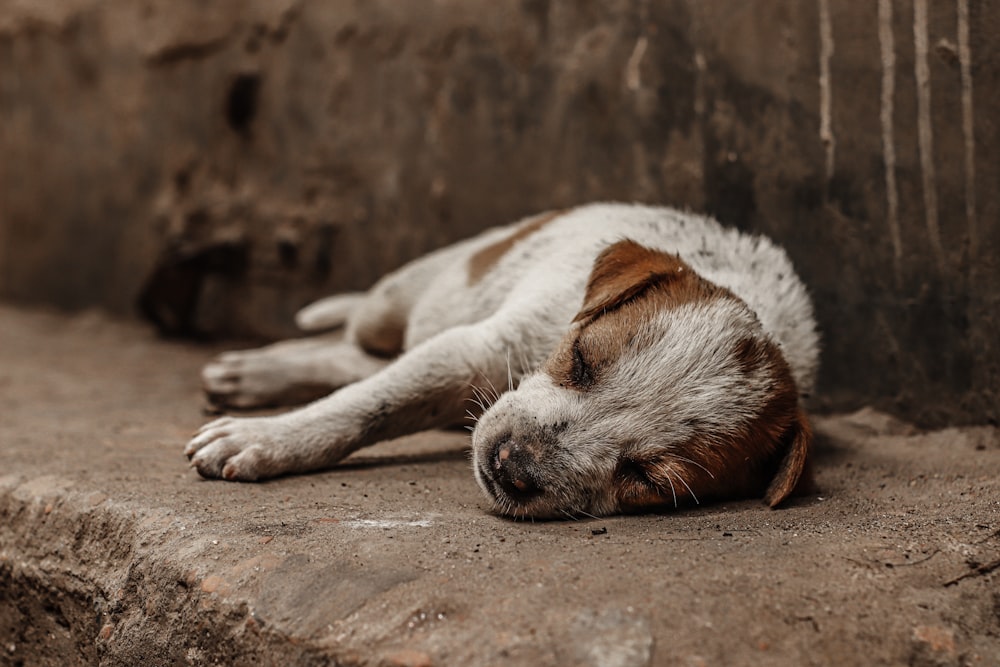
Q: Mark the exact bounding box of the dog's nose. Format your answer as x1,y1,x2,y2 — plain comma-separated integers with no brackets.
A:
490,438,543,501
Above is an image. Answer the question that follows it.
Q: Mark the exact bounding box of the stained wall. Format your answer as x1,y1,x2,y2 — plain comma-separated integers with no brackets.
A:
0,0,996,425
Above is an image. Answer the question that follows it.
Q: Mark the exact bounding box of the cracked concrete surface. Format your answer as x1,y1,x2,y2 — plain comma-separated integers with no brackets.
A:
1,304,999,666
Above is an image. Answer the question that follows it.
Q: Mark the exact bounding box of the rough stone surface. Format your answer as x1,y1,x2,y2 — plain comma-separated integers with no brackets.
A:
1,305,999,666
0,1,997,427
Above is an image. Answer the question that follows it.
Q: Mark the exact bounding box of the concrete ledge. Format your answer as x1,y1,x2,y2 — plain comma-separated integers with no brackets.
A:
1,305,999,666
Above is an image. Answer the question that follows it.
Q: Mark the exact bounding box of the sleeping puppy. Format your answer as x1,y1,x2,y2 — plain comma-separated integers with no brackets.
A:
186,203,820,519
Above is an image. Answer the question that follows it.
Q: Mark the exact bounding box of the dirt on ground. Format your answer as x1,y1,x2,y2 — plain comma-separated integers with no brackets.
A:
1,304,998,667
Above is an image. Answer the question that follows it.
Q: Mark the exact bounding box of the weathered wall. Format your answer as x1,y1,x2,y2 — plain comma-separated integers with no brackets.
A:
0,0,996,427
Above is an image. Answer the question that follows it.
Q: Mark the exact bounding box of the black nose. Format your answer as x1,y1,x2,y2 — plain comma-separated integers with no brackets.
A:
489,437,544,501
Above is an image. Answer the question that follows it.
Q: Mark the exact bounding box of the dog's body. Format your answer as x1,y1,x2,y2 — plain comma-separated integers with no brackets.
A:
187,203,819,518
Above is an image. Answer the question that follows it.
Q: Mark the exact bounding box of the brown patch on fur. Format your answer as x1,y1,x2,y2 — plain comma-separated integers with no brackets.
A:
573,240,721,325
466,210,565,285
728,342,813,507
669,339,810,509
733,337,768,375
612,334,812,511
354,320,404,357
548,240,724,390
764,410,814,506
352,306,406,358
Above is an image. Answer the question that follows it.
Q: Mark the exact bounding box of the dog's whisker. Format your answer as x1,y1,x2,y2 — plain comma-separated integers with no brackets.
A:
664,470,678,508
481,373,502,405
466,384,496,414
560,508,580,522
466,383,486,404
670,454,716,480
516,348,532,381
467,374,500,410
505,347,514,393
669,465,700,505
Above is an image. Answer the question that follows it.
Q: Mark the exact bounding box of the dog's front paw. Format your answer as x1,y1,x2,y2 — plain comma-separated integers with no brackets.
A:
184,415,319,481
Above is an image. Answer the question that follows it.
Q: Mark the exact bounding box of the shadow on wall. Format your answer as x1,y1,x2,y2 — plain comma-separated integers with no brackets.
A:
0,0,996,427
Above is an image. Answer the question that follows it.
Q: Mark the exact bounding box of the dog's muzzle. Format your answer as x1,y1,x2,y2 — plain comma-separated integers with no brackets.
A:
481,435,544,503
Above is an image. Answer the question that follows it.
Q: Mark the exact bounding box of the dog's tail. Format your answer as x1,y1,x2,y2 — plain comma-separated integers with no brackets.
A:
295,293,366,331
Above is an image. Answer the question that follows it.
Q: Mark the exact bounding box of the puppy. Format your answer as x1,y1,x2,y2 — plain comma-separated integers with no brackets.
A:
186,203,819,519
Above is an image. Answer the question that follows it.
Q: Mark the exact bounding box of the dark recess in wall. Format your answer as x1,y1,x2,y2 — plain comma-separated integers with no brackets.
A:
225,73,260,135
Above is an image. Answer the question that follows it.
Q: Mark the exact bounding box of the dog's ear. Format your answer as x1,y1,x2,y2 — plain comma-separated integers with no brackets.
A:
574,240,690,324
764,410,814,507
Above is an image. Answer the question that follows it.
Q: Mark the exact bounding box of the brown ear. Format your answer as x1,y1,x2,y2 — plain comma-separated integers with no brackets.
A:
764,410,814,507
574,240,689,323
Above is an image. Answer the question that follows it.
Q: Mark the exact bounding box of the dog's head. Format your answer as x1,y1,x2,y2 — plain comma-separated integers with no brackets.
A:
472,239,812,519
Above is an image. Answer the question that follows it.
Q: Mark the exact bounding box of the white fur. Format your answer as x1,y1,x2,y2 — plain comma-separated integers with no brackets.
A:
187,203,819,518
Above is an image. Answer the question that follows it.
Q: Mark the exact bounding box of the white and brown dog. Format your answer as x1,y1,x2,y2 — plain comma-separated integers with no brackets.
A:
186,203,820,519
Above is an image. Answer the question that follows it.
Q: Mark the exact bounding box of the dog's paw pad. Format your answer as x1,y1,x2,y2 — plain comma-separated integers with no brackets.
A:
183,416,308,482
190,440,241,478
220,447,269,481
185,417,232,457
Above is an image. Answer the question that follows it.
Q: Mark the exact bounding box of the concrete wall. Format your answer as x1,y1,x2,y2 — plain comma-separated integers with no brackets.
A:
0,0,996,427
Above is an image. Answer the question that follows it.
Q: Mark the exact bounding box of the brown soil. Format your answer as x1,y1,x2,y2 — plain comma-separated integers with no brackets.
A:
1,304,998,666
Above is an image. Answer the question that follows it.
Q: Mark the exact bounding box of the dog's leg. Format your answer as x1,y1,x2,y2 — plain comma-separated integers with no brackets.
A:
295,293,366,331
201,334,391,409
185,320,522,481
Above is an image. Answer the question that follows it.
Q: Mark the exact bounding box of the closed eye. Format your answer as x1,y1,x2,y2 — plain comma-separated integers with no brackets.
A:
569,340,594,388
616,456,654,487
